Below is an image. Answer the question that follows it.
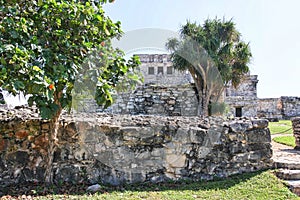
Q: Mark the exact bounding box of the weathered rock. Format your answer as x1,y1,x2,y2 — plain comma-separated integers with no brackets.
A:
292,117,300,149
0,109,273,185
86,184,101,193
258,97,300,120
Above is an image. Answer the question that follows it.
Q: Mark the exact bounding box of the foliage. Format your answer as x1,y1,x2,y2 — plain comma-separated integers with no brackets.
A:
269,120,293,135
209,102,228,116
0,0,141,119
1,171,299,199
273,136,296,147
0,0,141,183
166,18,252,116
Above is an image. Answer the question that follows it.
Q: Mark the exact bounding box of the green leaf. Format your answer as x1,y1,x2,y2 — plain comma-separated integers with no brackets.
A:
33,66,41,72
1,57,7,65
96,14,102,22
56,18,61,27
10,30,18,39
40,106,52,119
13,81,25,90
38,0,43,6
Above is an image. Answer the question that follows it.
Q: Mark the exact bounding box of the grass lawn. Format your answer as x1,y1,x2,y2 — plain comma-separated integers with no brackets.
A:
269,120,293,135
273,135,296,148
4,171,298,200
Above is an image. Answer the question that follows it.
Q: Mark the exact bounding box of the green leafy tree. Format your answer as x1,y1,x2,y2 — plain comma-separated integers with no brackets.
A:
166,18,252,116
0,0,140,183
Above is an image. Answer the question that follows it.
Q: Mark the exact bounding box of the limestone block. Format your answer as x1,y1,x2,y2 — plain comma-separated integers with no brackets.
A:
252,119,268,129
207,128,222,146
151,148,164,157
166,154,186,168
95,143,106,152
229,143,244,154
245,128,271,143
84,131,99,143
229,120,253,133
189,127,206,144
197,147,211,158
231,153,249,162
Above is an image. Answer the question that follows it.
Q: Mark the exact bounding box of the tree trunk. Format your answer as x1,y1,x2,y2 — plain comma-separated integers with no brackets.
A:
44,91,62,184
189,67,205,116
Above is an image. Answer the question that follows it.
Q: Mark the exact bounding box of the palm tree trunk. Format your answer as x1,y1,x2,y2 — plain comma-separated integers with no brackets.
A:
189,67,209,116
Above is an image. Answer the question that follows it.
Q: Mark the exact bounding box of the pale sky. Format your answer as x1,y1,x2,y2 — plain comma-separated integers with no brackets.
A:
103,0,300,98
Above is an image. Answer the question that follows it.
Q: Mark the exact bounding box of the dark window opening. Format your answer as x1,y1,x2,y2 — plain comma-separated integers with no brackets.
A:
236,107,242,117
150,55,154,62
167,66,173,74
148,67,154,75
157,67,164,75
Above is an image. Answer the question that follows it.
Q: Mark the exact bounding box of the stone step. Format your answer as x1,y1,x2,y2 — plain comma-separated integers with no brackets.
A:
273,161,300,170
285,180,300,196
276,169,300,180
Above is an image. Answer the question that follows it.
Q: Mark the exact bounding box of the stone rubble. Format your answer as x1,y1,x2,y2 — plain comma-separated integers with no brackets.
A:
272,134,300,197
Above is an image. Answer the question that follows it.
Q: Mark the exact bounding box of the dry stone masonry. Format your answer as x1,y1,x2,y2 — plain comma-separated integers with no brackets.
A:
225,75,258,117
258,97,300,120
112,84,198,116
137,54,192,86
3,54,300,119
292,117,300,149
0,107,272,186
75,84,198,116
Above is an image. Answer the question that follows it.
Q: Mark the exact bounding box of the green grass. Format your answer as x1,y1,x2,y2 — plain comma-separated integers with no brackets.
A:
269,120,293,135
273,135,296,147
22,171,299,200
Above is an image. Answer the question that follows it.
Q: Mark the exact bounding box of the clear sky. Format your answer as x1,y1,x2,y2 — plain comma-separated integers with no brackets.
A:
103,0,300,98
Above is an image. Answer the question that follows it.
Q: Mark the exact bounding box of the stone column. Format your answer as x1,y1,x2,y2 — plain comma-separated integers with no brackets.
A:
292,117,300,149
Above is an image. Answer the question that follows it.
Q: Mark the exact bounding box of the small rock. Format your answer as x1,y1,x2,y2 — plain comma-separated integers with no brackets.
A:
86,184,101,192
150,175,165,183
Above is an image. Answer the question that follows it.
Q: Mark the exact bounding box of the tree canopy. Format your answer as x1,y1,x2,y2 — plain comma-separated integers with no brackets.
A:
0,0,140,119
0,0,141,183
166,18,252,116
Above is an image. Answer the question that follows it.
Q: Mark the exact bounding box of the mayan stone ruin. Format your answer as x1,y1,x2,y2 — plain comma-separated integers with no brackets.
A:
0,107,272,186
70,54,300,119
0,53,299,187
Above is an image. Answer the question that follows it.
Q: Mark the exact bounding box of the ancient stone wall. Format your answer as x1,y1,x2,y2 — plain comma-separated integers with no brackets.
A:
225,75,258,117
76,84,199,116
257,98,282,120
0,107,272,186
112,84,198,116
292,117,300,149
257,97,300,120
281,96,300,119
137,54,192,86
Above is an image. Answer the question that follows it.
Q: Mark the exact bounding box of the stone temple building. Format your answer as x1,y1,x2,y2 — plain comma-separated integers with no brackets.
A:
224,75,259,117
137,54,192,85
1,53,299,119
136,54,259,118
131,54,300,119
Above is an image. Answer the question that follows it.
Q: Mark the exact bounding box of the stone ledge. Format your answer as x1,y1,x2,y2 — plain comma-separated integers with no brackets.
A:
0,109,273,185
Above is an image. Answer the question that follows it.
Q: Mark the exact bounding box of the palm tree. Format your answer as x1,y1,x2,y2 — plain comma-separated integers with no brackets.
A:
166,18,252,116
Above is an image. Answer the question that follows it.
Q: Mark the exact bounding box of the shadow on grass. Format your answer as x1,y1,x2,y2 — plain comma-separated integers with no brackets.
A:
0,170,266,198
